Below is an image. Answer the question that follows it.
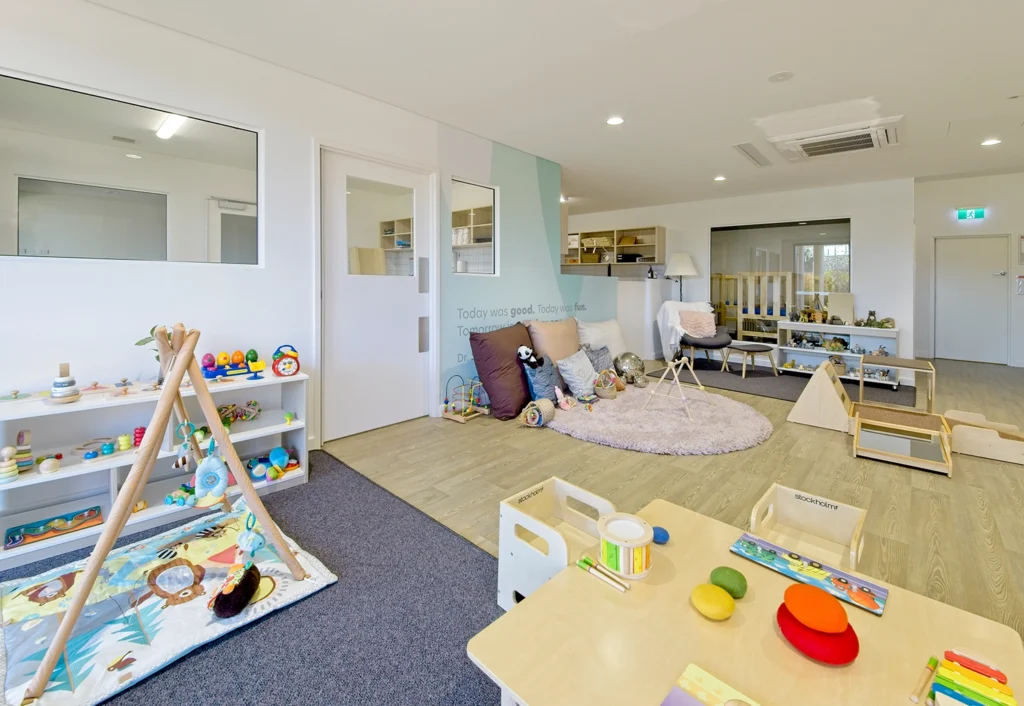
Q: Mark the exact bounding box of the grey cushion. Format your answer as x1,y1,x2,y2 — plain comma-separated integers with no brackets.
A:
681,326,732,349
524,356,565,402
581,343,613,373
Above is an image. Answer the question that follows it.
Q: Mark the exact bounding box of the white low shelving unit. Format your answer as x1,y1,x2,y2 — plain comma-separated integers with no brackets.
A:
0,372,309,570
777,321,902,389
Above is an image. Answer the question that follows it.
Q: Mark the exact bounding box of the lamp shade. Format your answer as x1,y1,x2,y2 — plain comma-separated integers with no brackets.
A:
665,253,698,278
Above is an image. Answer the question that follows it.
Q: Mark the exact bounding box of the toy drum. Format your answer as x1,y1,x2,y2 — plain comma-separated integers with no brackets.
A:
598,512,654,579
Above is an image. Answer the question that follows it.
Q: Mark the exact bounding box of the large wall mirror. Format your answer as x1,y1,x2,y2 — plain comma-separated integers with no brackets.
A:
0,75,258,264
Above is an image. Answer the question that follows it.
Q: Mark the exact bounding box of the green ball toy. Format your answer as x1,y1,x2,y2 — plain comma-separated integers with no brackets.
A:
710,566,748,599
245,349,259,363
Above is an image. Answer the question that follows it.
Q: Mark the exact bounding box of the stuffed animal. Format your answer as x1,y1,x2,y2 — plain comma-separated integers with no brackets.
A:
517,345,542,369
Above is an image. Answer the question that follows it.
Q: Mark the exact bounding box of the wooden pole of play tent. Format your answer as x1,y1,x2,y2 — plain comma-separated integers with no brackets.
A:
21,326,306,703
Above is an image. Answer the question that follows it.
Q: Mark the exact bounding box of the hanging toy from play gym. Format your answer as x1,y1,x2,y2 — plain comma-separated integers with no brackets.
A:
193,438,230,508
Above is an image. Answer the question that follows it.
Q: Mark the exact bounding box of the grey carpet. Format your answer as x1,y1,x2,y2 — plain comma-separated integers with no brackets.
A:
0,451,502,706
646,358,916,406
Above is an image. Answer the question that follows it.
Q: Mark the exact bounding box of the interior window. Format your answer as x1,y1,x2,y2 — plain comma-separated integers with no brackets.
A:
452,180,496,275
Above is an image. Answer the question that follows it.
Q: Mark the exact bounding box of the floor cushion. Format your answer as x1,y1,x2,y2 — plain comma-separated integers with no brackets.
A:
524,356,565,402
581,343,613,373
525,318,579,363
469,323,533,420
577,319,627,359
557,349,598,397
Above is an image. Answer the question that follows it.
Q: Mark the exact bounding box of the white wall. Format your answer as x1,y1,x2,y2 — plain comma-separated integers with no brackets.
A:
570,179,917,368
0,125,255,261
0,0,441,448
915,174,1024,367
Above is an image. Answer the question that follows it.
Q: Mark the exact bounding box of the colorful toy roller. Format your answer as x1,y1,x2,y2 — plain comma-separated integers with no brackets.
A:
597,512,654,579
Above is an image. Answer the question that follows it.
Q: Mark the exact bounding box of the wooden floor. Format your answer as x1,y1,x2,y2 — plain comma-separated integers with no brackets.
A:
324,359,1024,636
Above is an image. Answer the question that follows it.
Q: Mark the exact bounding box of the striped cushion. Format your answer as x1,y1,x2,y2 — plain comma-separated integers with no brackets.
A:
679,311,717,339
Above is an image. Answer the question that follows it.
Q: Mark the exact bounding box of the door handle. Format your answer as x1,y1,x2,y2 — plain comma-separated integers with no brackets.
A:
994,271,1007,276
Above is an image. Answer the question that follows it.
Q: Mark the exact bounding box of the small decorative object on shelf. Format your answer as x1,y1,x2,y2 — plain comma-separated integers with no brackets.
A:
132,500,147,513
0,447,18,484
133,426,146,446
14,431,32,472
39,457,60,474
824,337,848,352
866,310,877,325
850,344,866,355
201,348,267,380
871,346,890,357
46,363,81,405
0,389,32,401
271,345,300,377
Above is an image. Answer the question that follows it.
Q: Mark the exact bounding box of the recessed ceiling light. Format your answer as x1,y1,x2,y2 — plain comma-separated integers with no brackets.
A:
768,71,794,83
606,116,624,126
798,222,807,225
156,114,187,139
713,176,726,181
125,153,142,159
981,138,1002,146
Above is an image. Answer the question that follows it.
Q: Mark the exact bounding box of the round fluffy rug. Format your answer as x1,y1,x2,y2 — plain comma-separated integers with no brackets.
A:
546,387,772,455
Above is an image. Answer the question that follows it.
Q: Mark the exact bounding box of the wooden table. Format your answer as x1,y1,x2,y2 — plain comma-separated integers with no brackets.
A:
859,355,936,412
468,500,1024,706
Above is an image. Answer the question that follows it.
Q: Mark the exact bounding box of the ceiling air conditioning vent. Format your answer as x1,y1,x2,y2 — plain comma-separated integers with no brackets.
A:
112,135,136,144
768,115,903,161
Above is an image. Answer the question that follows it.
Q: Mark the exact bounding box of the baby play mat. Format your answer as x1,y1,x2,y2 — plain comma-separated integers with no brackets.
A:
548,387,772,455
0,503,336,705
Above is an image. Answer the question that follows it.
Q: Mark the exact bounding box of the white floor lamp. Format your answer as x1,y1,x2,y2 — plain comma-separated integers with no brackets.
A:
665,253,698,301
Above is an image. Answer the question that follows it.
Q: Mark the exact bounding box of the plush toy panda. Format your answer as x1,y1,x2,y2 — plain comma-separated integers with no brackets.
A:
517,345,542,369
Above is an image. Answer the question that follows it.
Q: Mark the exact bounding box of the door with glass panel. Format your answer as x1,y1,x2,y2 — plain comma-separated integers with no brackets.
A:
321,150,430,440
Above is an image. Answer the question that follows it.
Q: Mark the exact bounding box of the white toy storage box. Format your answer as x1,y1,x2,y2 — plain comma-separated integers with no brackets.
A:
749,483,867,571
497,477,615,611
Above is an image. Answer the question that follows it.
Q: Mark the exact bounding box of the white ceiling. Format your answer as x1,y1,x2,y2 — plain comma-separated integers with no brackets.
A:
88,0,1024,213
0,74,256,170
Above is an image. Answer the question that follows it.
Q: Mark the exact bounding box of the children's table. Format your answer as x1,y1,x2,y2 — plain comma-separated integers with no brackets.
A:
468,499,1024,706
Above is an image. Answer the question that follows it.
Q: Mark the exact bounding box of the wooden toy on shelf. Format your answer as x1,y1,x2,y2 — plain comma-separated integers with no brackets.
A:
750,483,867,571
17,322,308,703
0,390,32,401
45,363,81,405
0,447,18,484
201,348,267,380
944,410,1024,466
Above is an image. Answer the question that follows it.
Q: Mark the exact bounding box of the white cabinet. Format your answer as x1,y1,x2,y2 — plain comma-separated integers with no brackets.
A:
0,373,309,570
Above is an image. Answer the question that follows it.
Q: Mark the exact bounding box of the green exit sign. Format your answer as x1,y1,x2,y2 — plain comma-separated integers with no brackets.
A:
957,208,985,220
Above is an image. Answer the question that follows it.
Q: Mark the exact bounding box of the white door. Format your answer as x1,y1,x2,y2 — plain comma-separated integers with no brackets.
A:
321,150,430,440
935,236,1009,364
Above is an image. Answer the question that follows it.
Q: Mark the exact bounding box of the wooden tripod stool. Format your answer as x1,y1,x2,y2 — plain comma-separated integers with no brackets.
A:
19,324,308,704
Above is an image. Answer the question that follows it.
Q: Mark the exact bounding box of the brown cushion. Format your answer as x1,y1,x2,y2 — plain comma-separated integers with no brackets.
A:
470,323,533,420
524,318,579,363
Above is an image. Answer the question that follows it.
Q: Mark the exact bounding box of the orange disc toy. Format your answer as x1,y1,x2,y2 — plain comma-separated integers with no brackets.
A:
783,584,849,634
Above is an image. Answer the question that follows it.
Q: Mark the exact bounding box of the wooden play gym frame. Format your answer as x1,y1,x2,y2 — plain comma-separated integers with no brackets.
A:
19,324,308,703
